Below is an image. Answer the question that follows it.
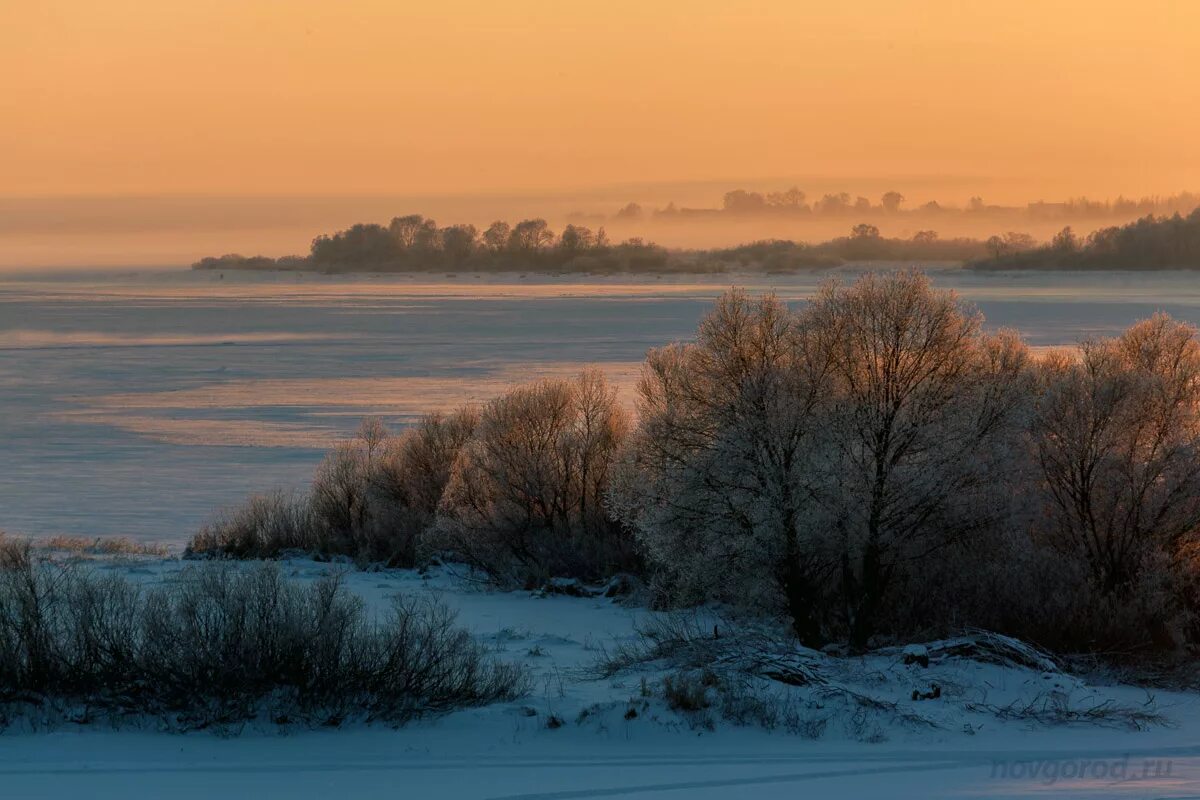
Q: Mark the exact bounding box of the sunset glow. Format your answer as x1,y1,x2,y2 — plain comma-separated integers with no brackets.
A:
6,7,1200,793
3,1,1198,199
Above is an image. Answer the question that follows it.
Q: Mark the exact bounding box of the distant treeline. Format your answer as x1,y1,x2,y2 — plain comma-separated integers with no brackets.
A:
969,211,1200,271
195,216,672,273
701,226,986,270
192,216,990,274
601,189,1200,224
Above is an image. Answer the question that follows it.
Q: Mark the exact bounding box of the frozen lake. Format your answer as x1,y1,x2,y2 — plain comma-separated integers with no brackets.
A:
4,266,1200,544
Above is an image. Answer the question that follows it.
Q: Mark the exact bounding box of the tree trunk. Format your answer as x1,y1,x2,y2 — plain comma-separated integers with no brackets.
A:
848,539,882,653
781,518,823,648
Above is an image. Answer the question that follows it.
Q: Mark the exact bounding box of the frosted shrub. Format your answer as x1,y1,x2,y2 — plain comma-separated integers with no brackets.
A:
187,490,315,558
432,370,636,583
366,408,478,566
188,412,478,566
309,439,374,551
0,558,526,729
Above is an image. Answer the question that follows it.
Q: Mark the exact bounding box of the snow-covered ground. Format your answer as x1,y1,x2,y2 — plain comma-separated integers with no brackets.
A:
3,555,1196,799
7,267,1200,545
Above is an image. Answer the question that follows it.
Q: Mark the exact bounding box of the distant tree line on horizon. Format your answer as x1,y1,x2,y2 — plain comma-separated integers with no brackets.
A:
192,216,996,275
970,210,1200,271
194,209,1200,275
195,215,674,274
599,188,1200,225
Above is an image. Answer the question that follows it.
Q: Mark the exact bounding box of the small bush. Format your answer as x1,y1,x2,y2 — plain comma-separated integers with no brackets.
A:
662,670,716,712
187,491,315,559
187,413,477,567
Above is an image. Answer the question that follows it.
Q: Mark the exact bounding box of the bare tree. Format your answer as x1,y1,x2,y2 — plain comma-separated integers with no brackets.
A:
801,271,1030,649
816,193,852,214
310,441,372,550
611,291,834,644
435,371,632,582
369,407,479,566
508,219,555,253
1033,313,1200,595
985,235,1008,259
558,224,596,254
722,190,766,213
358,417,388,463
440,224,478,263
1051,226,1079,252
389,215,437,250
766,187,806,209
482,221,511,253
614,202,643,220
310,418,391,554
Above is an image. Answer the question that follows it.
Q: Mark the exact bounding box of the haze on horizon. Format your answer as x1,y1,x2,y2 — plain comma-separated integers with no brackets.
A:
2,1,1197,266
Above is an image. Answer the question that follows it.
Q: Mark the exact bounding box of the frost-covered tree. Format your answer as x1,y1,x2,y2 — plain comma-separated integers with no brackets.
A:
310,439,373,549
369,407,479,566
612,291,834,643
1033,313,1200,596
615,276,1031,649
434,370,633,582
802,271,1031,649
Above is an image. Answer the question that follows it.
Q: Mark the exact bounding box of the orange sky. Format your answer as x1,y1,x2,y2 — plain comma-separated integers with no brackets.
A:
2,0,1198,200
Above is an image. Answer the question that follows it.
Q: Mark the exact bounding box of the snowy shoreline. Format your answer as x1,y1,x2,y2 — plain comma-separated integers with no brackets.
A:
4,554,1196,798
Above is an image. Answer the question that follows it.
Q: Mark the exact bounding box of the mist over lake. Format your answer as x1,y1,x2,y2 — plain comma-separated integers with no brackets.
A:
4,265,1200,544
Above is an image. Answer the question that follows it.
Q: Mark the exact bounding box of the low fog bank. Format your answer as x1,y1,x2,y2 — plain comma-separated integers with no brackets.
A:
3,185,1197,269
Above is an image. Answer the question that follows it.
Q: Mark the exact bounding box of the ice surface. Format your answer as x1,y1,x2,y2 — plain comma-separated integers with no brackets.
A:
5,266,1200,545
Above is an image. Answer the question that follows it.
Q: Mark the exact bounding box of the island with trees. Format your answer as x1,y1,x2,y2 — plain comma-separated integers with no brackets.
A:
192,214,990,274
193,208,1200,275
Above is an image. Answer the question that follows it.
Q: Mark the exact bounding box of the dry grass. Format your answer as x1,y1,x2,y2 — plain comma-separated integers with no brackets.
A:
37,535,169,557
0,532,169,559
